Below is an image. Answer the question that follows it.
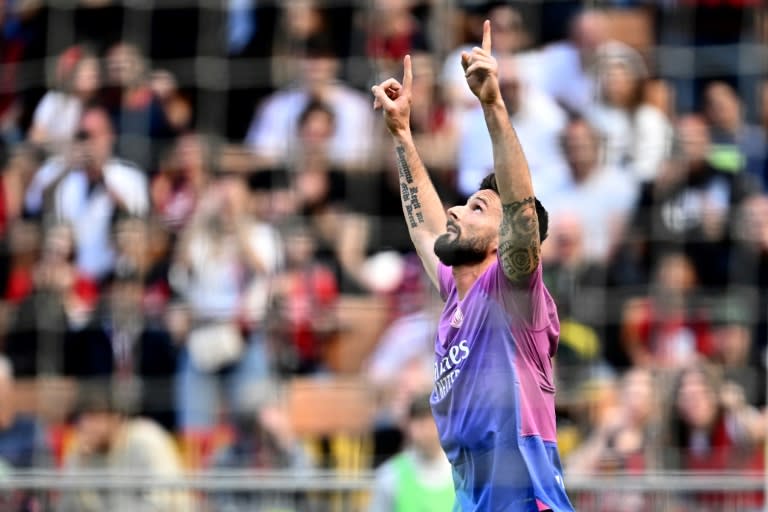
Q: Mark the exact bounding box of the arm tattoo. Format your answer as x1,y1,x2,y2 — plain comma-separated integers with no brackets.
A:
396,145,413,184
396,144,425,229
499,197,540,282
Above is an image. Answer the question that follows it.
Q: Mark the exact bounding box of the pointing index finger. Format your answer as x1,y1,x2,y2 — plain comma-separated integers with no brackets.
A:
482,19,492,53
403,54,413,92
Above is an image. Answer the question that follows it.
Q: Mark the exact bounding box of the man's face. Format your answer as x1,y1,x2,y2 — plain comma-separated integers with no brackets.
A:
106,43,144,88
75,109,114,172
676,116,710,165
705,82,741,131
563,121,599,181
488,6,526,54
434,190,501,266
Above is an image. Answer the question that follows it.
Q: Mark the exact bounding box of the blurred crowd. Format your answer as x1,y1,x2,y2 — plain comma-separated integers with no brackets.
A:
0,0,766,510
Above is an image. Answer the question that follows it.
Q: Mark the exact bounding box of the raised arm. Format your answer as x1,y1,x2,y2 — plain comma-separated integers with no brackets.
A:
372,55,447,290
463,21,540,284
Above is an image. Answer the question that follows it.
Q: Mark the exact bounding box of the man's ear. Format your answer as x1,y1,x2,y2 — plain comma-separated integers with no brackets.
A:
490,236,500,254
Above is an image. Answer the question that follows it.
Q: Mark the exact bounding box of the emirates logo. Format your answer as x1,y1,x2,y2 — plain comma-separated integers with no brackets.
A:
450,307,464,328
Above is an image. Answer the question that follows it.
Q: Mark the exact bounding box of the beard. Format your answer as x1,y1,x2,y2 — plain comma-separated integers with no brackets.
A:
433,227,489,267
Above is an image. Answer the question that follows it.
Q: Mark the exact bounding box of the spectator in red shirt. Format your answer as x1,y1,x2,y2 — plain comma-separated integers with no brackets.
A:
665,364,765,508
268,220,338,375
622,253,714,369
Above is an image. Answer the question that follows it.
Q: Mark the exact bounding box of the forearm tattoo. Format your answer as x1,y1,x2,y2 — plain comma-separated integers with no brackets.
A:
499,197,540,282
396,144,425,228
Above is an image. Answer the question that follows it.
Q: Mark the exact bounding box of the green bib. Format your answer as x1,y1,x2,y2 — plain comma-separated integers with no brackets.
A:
392,453,455,512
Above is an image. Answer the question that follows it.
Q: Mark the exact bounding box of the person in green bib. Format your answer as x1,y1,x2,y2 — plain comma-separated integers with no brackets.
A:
368,394,455,512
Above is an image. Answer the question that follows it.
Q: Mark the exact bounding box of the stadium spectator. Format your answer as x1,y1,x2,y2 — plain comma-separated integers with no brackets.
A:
57,385,191,512
729,194,768,360
401,52,456,177
567,368,659,474
0,1,25,147
546,119,638,264
585,53,673,183
532,9,642,118
542,215,610,386
268,220,338,375
171,175,282,438
629,114,757,287
102,42,175,170
24,105,149,280
365,0,429,76
653,0,761,114
151,133,210,230
457,54,569,201
621,252,713,369
0,143,44,237
271,0,329,84
2,219,41,306
289,100,348,215
566,368,659,511
148,69,193,134
708,296,766,407
664,365,765,508
368,393,455,512
209,384,313,510
4,222,98,376
703,81,766,185
245,34,373,171
441,4,531,113
112,216,174,317
0,355,51,511
63,268,178,430
27,45,101,153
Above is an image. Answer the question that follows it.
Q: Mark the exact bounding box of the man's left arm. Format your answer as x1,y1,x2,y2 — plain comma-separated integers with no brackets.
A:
463,20,540,284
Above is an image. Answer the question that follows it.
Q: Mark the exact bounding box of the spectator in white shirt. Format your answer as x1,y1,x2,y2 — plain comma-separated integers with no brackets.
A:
456,54,569,201
547,119,638,264
26,105,148,280
27,45,101,154
585,54,673,183
533,9,642,119
245,35,373,171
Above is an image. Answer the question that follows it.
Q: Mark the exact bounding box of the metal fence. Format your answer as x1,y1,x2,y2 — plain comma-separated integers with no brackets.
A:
1,470,765,512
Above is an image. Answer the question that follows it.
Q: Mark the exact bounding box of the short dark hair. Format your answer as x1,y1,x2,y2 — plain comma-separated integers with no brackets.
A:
478,173,549,243
298,99,335,131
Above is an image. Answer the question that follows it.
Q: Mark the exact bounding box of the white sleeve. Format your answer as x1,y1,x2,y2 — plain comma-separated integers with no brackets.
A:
632,106,672,182
31,92,57,127
244,95,291,161
24,159,67,214
250,225,284,274
107,165,149,215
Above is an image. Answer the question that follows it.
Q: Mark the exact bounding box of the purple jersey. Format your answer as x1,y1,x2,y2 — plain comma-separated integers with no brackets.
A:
431,257,574,511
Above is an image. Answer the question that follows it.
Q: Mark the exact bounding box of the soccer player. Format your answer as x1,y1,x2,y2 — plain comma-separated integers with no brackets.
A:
371,21,574,511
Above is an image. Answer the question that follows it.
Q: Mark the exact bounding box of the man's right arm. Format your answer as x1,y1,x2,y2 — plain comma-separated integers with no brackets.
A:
373,55,446,290
391,132,445,289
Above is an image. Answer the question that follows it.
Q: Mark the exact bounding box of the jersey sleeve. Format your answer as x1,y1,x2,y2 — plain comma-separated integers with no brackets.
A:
436,261,454,302
490,257,555,332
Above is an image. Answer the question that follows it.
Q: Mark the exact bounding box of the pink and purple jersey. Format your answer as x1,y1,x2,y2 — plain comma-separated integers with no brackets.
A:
432,257,574,511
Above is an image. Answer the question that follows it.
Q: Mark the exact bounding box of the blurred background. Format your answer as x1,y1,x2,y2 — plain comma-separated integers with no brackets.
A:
0,0,765,510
